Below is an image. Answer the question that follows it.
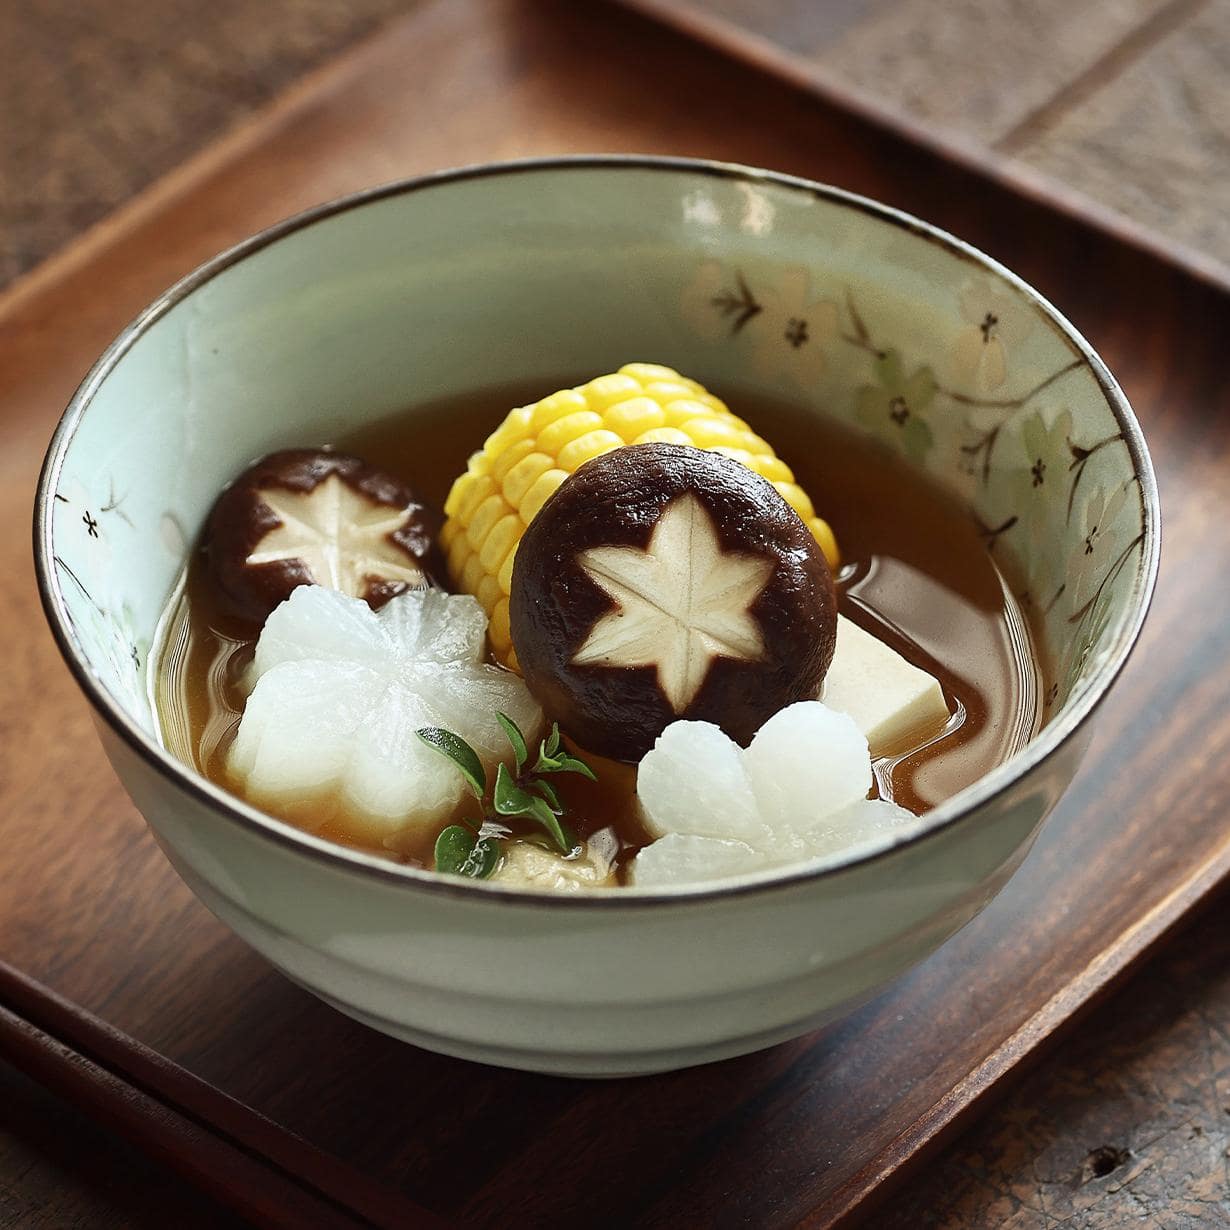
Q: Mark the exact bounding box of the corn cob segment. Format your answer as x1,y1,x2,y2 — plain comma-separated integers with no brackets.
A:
442,363,839,667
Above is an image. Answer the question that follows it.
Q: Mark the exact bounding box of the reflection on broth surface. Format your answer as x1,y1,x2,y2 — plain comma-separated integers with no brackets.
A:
153,382,1042,879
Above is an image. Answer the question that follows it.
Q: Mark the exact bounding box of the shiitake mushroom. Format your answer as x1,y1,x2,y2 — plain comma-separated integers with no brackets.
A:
509,444,836,762
204,448,441,624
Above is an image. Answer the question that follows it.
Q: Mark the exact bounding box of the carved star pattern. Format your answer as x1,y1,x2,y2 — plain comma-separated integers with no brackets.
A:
247,474,424,597
571,494,773,712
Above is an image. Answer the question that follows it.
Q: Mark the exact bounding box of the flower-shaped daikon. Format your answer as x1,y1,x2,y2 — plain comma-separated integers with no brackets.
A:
630,701,915,887
228,585,542,839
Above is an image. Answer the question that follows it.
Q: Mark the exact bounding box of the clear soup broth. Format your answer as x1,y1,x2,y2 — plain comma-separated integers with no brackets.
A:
154,383,1043,876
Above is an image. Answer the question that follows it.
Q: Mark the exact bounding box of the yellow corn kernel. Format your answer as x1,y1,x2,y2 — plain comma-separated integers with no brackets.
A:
604,396,666,441
773,480,815,521
633,365,702,394
454,474,496,525
443,479,466,520
679,416,744,449
748,454,794,483
503,451,555,507
490,598,512,654
537,410,604,455
711,446,758,468
461,553,485,596
662,398,711,428
632,426,693,447
446,533,470,578
497,541,518,595
479,513,521,573
490,437,537,483
643,380,696,402
583,372,642,409
519,468,569,523
483,407,533,456
439,365,840,665
619,362,680,383
466,493,509,548
558,429,626,472
529,388,588,431
810,517,840,571
476,574,501,613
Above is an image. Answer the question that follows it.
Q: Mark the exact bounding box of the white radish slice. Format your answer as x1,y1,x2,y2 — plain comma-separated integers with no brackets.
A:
636,720,761,843
230,587,543,838
629,833,767,887
800,796,917,860
744,701,872,834
631,700,906,888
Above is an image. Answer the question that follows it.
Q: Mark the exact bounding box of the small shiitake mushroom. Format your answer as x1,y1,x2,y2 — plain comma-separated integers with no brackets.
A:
204,448,442,624
509,444,836,762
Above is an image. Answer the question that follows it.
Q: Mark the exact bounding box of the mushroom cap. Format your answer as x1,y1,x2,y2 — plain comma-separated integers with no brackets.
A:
509,444,837,762
204,448,443,624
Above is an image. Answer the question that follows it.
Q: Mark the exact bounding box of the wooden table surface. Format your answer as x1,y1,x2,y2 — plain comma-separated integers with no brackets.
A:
2,2,1229,1227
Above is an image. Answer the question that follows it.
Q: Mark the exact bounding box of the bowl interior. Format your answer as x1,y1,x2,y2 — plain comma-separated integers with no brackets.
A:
41,161,1151,777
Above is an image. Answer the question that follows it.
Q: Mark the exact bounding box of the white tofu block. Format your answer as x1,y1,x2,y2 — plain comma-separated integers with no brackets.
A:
819,615,949,757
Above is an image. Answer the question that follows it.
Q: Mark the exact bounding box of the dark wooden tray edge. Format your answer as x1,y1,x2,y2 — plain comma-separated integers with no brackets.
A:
819,834,1230,1226
0,959,444,1229
611,0,1230,300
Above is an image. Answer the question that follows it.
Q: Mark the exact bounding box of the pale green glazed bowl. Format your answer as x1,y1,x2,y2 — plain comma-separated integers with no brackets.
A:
35,157,1158,1076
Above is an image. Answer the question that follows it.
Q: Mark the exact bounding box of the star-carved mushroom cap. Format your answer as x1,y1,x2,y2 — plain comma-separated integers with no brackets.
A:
204,449,443,624
510,444,837,762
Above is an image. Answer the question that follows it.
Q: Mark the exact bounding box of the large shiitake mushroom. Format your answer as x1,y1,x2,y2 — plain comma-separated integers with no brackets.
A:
204,449,441,624
509,444,836,762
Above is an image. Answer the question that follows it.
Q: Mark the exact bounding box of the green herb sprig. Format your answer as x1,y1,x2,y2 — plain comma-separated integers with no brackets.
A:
416,715,596,880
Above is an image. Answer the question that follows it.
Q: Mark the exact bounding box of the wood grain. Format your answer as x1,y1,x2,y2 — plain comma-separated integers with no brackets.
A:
0,1057,244,1229
0,0,1228,1226
0,0,415,286
0,959,441,1229
616,0,1230,299
874,894,1230,1227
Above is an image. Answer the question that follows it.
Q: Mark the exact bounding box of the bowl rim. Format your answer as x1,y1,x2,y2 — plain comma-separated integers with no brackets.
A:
33,153,1161,908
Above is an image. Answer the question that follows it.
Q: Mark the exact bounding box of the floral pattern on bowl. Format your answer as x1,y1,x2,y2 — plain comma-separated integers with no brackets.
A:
50,477,151,724
681,259,1146,717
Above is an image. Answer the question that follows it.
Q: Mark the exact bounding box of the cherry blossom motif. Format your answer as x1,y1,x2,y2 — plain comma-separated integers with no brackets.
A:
1000,408,1075,611
572,494,774,712
950,278,1033,393
680,261,838,388
749,267,839,388
1065,480,1133,613
248,474,425,596
1020,410,1069,491
855,349,938,463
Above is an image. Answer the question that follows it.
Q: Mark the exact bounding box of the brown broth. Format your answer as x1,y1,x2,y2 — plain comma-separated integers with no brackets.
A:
153,381,1042,875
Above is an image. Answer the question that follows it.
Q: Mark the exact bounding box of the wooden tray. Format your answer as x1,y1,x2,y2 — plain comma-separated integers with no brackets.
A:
2,1,1227,1225
614,0,1230,298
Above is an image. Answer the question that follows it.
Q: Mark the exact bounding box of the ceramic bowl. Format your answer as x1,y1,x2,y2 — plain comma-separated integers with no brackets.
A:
35,157,1158,1076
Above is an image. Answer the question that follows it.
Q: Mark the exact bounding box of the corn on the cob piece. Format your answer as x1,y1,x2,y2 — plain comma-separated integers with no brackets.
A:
441,363,840,668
